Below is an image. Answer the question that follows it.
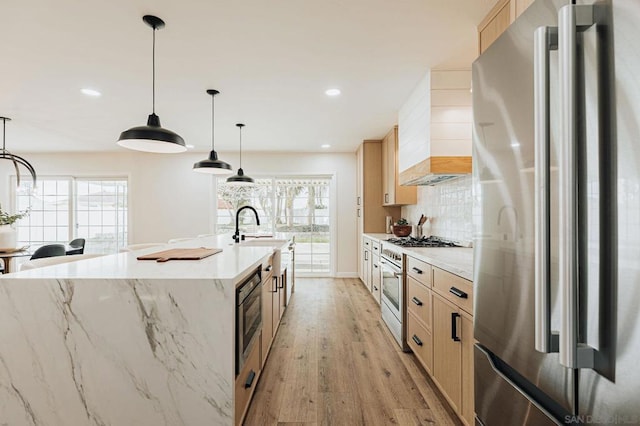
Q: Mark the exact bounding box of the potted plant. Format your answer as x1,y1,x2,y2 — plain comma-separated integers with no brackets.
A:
392,218,412,237
0,205,29,249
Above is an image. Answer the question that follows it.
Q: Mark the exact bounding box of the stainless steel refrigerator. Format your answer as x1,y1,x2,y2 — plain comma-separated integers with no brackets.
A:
473,0,640,424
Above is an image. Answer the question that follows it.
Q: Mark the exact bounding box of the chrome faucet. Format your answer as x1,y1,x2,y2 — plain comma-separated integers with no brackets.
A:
234,206,260,243
497,205,518,241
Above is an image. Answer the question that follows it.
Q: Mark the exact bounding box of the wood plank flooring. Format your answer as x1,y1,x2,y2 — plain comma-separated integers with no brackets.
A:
245,278,460,426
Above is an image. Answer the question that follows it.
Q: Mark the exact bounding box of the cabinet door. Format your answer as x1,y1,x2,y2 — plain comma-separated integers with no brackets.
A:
272,279,280,335
382,130,395,206
479,0,512,54
363,248,371,291
261,273,274,366
382,126,416,206
461,311,474,426
279,269,286,319
432,293,462,413
371,254,381,303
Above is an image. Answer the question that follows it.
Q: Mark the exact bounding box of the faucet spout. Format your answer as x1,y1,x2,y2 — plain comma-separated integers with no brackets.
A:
234,206,260,243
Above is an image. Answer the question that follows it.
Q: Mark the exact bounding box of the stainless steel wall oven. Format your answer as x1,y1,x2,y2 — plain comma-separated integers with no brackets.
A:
236,267,262,374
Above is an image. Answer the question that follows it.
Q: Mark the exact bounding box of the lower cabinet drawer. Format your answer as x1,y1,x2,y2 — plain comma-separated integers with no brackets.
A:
407,312,433,374
407,276,432,331
235,335,261,425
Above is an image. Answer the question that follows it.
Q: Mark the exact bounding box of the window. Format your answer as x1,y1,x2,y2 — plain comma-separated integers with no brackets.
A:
216,176,332,276
12,177,128,254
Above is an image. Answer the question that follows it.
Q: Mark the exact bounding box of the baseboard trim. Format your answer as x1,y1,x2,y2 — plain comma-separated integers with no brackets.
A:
335,272,359,278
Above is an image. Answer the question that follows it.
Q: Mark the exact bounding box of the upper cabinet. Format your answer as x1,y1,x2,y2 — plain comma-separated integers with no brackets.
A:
382,126,417,206
356,141,401,278
397,70,473,186
478,0,535,54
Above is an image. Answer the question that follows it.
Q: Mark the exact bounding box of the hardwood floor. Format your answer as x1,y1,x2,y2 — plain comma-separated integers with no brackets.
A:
245,277,460,426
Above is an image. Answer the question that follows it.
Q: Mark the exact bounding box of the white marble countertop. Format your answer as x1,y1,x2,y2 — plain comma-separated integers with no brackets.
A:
0,233,292,425
364,233,474,281
362,232,393,241
2,234,275,281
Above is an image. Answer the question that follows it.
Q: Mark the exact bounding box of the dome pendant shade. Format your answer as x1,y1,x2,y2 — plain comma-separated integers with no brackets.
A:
118,113,186,153
194,89,233,174
226,123,254,186
226,168,255,185
116,15,185,153
193,150,233,174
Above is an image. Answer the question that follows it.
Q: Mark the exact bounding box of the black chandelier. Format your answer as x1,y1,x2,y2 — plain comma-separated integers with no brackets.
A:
0,117,36,186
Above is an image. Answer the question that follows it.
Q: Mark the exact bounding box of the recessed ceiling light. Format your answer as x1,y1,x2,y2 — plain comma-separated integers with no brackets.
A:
81,88,101,97
325,88,341,97
321,144,331,149
186,144,195,149
510,142,520,148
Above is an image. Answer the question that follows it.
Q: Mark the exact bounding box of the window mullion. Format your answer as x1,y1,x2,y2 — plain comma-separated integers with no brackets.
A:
69,178,76,241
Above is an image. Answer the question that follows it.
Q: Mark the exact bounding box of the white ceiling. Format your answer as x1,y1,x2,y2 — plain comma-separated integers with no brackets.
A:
0,0,495,154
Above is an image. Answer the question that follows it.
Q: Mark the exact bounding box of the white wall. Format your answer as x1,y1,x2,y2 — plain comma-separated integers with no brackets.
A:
0,151,357,276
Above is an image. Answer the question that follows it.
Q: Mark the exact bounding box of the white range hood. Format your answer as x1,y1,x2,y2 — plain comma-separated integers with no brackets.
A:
398,69,472,186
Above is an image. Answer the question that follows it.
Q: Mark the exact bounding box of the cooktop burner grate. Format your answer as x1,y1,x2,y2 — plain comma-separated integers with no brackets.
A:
385,236,461,248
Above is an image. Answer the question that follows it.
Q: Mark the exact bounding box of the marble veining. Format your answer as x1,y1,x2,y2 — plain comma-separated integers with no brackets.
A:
0,235,273,425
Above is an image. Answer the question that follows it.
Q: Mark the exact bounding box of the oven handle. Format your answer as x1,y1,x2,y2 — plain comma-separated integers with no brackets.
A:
379,259,402,275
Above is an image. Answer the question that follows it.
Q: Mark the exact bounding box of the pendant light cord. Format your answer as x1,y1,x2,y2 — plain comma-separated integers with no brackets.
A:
211,95,215,150
152,27,156,114
239,126,243,168
1,118,5,151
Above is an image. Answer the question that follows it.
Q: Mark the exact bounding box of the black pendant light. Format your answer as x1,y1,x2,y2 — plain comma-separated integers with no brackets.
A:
117,15,186,153
193,90,232,174
226,123,254,185
0,117,37,186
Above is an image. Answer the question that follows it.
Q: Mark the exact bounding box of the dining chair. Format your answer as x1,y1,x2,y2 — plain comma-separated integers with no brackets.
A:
66,238,86,255
30,244,66,260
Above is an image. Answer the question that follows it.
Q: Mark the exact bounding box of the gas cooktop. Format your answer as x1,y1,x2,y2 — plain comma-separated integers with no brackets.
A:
385,236,461,248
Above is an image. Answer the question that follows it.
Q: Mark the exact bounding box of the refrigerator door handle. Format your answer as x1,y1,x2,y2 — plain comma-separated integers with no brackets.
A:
558,4,596,369
533,25,559,354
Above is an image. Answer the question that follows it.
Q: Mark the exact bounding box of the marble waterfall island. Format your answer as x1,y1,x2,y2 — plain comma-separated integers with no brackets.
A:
0,236,273,425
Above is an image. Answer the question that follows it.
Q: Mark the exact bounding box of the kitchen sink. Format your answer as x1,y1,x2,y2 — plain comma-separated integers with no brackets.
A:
238,238,288,276
238,238,288,247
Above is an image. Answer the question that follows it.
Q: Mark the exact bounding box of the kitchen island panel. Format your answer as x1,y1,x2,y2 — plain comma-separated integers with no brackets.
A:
0,277,235,425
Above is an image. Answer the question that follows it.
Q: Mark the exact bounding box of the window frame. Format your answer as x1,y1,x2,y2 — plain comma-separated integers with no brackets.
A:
214,173,336,277
9,175,129,253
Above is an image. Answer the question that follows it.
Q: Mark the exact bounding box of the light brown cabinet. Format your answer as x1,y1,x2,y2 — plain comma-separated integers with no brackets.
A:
406,267,433,374
235,335,261,425
432,293,462,413
407,310,433,374
272,281,281,334
261,264,275,366
478,0,512,54
407,276,432,329
431,267,474,426
356,141,401,282
382,126,416,206
406,257,474,426
461,311,475,426
478,0,535,54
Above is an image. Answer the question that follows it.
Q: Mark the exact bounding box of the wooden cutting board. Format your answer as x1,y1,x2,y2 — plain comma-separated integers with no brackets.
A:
137,247,222,263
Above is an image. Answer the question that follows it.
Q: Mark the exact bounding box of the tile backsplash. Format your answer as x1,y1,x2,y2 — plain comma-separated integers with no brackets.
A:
401,175,473,244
